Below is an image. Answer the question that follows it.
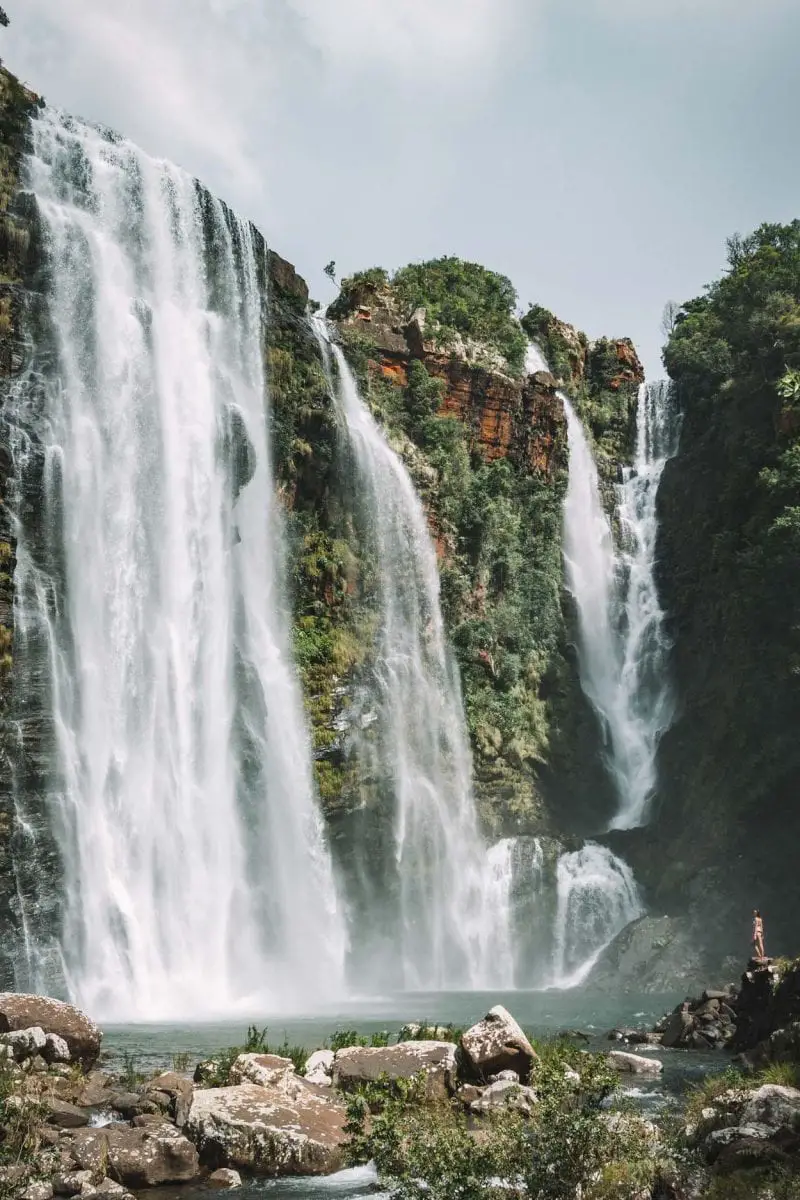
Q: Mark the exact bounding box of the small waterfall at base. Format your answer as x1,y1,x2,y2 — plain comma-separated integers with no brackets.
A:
313,317,512,991
560,379,678,830
550,844,643,987
8,108,345,1019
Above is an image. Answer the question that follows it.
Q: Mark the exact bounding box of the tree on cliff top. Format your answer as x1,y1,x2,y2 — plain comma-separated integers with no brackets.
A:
0,8,8,28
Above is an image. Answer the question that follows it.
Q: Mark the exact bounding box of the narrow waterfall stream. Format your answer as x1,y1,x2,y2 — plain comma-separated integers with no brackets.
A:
7,108,345,1019
562,382,678,830
313,317,514,990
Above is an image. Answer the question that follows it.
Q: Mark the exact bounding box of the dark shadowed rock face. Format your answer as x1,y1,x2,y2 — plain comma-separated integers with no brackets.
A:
0,994,101,1068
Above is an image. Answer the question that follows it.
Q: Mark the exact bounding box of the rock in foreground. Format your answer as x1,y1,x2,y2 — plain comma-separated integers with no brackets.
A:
332,1041,457,1100
460,1005,537,1082
0,995,101,1068
185,1081,347,1176
64,1124,200,1186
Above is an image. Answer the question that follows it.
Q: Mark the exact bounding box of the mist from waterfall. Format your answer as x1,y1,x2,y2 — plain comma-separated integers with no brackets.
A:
312,317,512,990
8,108,345,1020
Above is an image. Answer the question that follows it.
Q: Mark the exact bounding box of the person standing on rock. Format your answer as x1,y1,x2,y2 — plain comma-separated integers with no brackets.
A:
752,909,765,960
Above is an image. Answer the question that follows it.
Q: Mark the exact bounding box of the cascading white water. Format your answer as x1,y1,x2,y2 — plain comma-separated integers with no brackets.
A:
11,108,345,1019
550,843,642,987
312,318,513,990
561,382,678,830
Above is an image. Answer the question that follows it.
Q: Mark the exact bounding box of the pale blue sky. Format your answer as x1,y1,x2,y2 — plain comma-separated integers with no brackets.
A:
6,0,799,374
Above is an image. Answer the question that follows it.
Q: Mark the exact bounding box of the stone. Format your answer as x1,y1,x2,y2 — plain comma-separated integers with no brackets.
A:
741,1084,800,1131
470,1079,538,1116
660,1009,693,1049
460,1006,537,1083
303,1049,334,1088
52,1172,92,1196
607,1050,663,1077
332,1041,457,1101
21,1184,54,1200
66,1124,200,1187
207,1168,243,1189
0,1025,47,1060
184,1080,347,1175
0,995,102,1069
456,1084,484,1106
46,1100,90,1129
43,1033,72,1065
108,1091,152,1119
146,1071,194,1126
229,1053,296,1091
489,1069,520,1083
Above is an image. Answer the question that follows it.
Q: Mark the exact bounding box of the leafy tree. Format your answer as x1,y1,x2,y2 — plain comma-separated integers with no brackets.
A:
0,9,8,28
323,260,336,283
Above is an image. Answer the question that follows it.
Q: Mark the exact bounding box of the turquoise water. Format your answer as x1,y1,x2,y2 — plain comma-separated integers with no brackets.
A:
121,989,721,1200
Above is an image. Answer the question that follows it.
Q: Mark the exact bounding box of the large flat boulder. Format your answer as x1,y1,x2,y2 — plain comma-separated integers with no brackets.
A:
332,1041,457,1100
185,1081,346,1175
0,995,101,1068
64,1124,200,1186
460,1006,537,1082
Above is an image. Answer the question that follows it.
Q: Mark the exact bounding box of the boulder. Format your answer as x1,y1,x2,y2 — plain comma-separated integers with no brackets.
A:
229,1053,296,1091
460,1007,537,1082
184,1080,346,1175
456,1083,484,1106
65,1124,200,1186
45,1100,90,1129
303,1050,334,1087
145,1071,194,1126
741,1084,800,1131
489,1070,519,1083
660,1009,693,1049
0,995,101,1068
0,1026,47,1060
52,1171,93,1196
107,1091,155,1119
470,1079,537,1116
21,1184,53,1200
332,1041,457,1101
208,1168,243,1189
43,1033,71,1065
607,1051,663,1077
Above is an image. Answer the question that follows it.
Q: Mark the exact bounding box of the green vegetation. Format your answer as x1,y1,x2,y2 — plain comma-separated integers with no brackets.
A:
332,257,527,373
0,1059,50,1199
653,221,800,929
343,1048,670,1200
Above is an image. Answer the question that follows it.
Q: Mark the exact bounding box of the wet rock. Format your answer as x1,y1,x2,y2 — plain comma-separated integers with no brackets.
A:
607,1050,663,1076
470,1079,537,1116
229,1054,296,1091
184,1080,347,1175
207,1167,243,1189
332,1041,457,1101
460,1006,537,1083
45,1100,90,1129
65,1124,200,1186
303,1050,333,1088
0,995,101,1068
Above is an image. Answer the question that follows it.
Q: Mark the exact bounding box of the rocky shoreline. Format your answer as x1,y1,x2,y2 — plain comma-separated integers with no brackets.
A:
3,967,800,1198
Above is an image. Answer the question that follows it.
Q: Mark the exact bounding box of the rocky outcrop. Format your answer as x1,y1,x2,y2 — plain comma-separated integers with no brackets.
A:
686,1084,800,1175
184,1080,347,1176
331,1041,457,1101
459,1005,538,1083
0,995,101,1068
607,1050,663,1077
63,1124,200,1187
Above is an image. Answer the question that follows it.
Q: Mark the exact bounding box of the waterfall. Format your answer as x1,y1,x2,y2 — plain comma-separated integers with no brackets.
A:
550,843,643,987
561,377,678,830
312,318,512,990
7,108,345,1020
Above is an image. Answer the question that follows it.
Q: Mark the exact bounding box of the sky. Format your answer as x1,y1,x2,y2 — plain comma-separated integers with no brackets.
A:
5,0,800,375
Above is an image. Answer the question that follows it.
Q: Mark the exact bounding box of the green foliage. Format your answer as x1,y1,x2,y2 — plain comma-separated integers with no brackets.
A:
343,1052,661,1200
683,1067,746,1125
392,257,527,373
323,260,336,282
171,1051,191,1074
0,1060,50,1199
120,1050,146,1091
757,1061,800,1088
328,267,389,321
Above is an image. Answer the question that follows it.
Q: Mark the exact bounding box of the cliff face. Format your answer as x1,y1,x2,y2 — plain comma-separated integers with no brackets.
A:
0,68,42,986
276,269,643,841
639,222,800,963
